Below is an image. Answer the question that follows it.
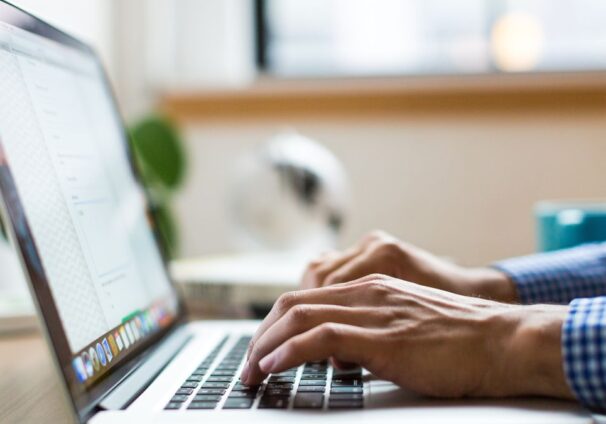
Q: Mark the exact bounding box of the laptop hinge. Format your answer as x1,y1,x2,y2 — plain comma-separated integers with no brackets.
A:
99,326,192,411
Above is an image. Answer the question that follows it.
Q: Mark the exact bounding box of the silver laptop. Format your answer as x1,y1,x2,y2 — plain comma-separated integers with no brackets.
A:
0,2,587,423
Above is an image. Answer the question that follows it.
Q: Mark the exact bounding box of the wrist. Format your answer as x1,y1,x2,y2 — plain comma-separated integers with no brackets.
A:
492,304,573,399
463,267,519,303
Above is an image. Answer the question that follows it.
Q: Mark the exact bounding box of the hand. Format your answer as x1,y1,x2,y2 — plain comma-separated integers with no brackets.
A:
302,230,519,303
242,274,573,400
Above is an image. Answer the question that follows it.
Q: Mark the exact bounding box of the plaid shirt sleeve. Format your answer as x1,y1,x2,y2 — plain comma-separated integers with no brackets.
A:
494,243,606,412
493,242,606,305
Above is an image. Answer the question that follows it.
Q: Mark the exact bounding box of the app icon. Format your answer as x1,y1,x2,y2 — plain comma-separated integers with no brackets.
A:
146,311,155,330
125,322,135,344
130,321,140,341
114,331,124,351
81,351,93,378
102,338,113,362
72,356,87,383
120,326,130,348
89,347,100,372
108,334,119,357
135,316,144,335
96,342,107,367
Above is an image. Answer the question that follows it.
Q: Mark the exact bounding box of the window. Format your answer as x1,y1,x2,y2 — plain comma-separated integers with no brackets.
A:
258,0,606,77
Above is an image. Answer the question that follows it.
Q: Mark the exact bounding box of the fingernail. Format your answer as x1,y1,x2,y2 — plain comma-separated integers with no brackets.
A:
240,362,250,383
259,352,276,373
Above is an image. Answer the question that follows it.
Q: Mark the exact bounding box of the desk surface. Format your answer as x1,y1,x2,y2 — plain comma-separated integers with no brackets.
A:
0,332,73,423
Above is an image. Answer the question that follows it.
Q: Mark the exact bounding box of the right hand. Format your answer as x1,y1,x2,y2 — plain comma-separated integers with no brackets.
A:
301,230,518,303
243,274,571,401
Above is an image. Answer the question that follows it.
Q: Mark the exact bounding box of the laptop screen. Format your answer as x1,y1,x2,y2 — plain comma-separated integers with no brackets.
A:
0,2,181,413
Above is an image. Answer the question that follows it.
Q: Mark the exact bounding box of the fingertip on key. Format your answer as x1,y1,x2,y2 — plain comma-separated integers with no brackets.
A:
240,361,250,383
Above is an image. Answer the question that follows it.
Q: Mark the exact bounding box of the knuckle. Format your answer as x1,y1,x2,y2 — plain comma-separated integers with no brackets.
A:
288,304,311,322
363,279,392,297
324,273,343,285
317,322,340,341
366,229,387,241
367,273,389,282
373,240,400,256
276,291,298,312
306,258,324,269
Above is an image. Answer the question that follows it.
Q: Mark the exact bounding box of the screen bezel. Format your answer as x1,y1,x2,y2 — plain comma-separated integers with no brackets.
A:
0,1,187,421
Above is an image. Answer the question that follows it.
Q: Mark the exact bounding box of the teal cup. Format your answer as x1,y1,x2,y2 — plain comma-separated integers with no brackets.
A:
535,201,606,252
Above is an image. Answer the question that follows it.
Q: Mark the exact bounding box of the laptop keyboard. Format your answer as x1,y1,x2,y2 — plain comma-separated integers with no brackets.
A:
164,336,364,411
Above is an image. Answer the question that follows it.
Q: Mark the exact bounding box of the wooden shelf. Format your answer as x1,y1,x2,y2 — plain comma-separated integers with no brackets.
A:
160,72,606,122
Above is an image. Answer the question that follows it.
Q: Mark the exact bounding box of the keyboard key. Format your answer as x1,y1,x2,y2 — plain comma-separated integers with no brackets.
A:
303,367,327,373
300,373,326,380
188,401,217,410
329,393,363,401
266,383,293,390
328,399,364,409
194,394,222,402
223,398,254,409
333,368,362,378
228,390,258,398
170,394,189,403
181,382,199,389
259,397,289,409
331,379,362,387
294,393,324,409
264,388,292,397
201,382,231,389
274,370,297,376
296,386,325,393
233,383,260,391
187,375,204,382
212,371,236,377
165,402,181,410
176,388,194,395
197,388,226,395
298,380,326,386
330,386,363,394
215,366,239,371
205,376,233,383
269,376,295,383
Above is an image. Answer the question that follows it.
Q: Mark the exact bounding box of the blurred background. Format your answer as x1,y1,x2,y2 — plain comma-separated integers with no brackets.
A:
6,0,606,270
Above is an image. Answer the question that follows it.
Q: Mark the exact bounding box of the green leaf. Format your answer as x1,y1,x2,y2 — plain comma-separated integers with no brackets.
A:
130,116,186,190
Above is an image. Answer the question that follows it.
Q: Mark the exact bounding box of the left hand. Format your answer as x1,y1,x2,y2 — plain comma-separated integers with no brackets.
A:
241,274,572,400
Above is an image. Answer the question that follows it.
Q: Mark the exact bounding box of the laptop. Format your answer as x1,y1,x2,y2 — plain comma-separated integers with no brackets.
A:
0,2,589,423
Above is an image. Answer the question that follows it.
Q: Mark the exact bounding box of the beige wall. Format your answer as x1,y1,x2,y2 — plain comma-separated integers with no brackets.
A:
173,109,606,267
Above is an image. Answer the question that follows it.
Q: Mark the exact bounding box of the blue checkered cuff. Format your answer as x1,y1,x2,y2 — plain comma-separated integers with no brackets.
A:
493,243,606,305
563,297,606,411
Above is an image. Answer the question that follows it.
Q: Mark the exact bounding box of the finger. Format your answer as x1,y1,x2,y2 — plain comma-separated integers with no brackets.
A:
247,285,354,359
301,231,388,290
244,305,388,384
323,247,382,286
247,275,381,360
257,323,376,375
301,246,363,289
